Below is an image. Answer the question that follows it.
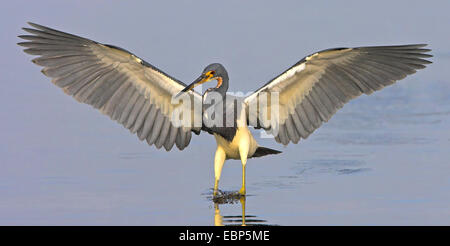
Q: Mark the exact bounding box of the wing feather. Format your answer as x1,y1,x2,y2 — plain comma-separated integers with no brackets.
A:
245,45,432,145
19,22,202,151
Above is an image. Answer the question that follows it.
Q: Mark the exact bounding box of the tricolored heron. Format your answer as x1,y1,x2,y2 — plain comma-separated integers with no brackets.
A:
18,22,432,196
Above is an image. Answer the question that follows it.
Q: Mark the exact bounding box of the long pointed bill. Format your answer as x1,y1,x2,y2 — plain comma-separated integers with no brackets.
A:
175,74,209,98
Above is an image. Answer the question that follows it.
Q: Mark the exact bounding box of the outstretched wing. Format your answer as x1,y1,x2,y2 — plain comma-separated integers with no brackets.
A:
18,22,202,151
245,45,432,145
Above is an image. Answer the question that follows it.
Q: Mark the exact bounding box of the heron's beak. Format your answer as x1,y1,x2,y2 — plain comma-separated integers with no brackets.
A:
176,73,213,97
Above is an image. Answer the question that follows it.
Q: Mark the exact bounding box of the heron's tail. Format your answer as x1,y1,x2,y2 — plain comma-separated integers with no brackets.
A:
251,146,282,158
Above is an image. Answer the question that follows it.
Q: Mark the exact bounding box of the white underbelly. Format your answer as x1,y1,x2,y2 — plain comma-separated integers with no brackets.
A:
214,126,258,160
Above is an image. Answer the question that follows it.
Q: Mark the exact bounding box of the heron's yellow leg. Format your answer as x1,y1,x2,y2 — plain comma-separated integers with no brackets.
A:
214,147,226,196
238,142,249,196
239,164,246,195
213,180,219,196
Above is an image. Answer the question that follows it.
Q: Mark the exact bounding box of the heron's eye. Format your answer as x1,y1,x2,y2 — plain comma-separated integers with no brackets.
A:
205,71,215,78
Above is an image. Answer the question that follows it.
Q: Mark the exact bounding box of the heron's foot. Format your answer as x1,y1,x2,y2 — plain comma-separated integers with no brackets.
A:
210,190,244,204
238,187,246,196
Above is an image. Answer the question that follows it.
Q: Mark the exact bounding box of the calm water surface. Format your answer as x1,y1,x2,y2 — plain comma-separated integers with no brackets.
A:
1,1,449,225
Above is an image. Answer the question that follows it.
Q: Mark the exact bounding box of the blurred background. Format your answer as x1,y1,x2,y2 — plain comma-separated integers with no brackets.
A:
1,0,449,225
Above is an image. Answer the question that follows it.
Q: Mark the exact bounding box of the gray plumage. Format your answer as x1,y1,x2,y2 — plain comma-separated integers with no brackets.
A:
19,22,433,196
245,45,432,145
19,22,432,152
19,22,202,151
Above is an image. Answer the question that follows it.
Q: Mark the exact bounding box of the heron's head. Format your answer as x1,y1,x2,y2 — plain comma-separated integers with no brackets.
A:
177,63,228,96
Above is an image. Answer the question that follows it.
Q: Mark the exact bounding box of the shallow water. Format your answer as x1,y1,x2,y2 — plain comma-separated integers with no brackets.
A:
1,1,450,225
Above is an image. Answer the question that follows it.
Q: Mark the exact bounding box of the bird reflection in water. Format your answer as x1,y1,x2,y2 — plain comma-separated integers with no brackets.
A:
210,191,273,226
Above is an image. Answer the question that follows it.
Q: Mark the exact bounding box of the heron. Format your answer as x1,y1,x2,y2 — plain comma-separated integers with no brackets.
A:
18,22,432,196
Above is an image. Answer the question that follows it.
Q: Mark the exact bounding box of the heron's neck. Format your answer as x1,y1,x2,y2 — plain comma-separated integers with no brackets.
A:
203,77,228,105
215,75,229,97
